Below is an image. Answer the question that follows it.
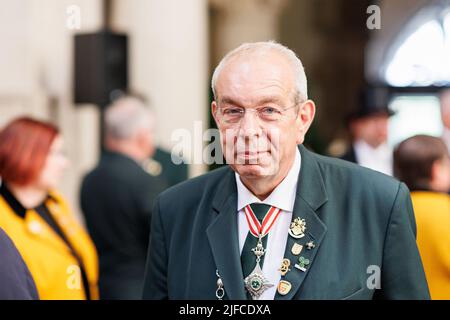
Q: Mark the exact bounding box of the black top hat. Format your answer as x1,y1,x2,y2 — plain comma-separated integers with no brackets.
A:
347,86,395,122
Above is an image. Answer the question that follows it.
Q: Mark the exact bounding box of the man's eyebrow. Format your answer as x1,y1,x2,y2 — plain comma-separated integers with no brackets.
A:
220,97,243,106
256,96,284,105
219,96,284,106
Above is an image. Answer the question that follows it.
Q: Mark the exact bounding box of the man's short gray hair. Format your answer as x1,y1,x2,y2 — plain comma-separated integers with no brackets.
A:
211,41,308,103
104,96,154,140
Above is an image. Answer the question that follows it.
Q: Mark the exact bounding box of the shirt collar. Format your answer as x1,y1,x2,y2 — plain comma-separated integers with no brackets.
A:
235,147,301,213
0,182,54,219
354,139,391,154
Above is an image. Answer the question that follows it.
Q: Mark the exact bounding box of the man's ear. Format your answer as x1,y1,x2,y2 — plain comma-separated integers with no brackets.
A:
430,159,442,186
211,101,219,126
135,128,147,146
296,100,316,144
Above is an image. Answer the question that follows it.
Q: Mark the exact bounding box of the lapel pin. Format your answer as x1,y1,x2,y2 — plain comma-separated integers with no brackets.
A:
277,280,292,296
278,258,291,276
291,243,303,256
288,217,306,239
306,241,315,250
294,256,310,272
28,221,42,234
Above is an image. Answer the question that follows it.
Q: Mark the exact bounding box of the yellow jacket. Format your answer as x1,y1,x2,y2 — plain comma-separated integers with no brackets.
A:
0,190,99,300
412,191,450,300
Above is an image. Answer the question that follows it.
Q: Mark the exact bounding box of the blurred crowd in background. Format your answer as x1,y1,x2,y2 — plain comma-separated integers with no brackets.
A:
0,0,449,300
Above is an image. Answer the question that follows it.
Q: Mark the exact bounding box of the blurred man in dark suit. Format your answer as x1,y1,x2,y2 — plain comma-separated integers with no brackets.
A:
126,94,188,188
81,96,167,299
341,87,395,176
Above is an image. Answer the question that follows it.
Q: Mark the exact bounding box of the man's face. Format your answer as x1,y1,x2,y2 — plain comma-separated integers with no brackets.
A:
212,52,314,180
441,91,450,129
37,135,69,190
135,116,156,160
431,155,450,193
352,113,389,148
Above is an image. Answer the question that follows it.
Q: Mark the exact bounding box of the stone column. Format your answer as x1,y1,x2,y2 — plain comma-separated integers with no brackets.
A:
209,0,288,66
113,0,209,178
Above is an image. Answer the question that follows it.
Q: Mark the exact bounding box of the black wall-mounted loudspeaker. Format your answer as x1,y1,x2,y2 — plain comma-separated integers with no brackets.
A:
74,31,128,107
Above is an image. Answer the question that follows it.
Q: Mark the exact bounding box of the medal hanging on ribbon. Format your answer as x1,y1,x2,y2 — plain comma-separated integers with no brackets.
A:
243,204,282,300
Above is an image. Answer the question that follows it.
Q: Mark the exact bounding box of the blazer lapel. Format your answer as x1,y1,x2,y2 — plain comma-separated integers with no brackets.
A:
206,168,247,300
275,145,328,300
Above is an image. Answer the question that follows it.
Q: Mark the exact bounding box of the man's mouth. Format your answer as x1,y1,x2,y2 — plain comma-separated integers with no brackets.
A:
235,151,269,160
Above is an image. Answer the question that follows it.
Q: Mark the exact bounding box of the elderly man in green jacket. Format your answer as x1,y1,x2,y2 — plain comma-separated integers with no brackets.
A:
142,41,430,300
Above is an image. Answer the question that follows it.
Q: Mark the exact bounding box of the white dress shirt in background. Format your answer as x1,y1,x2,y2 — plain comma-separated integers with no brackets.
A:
354,139,393,176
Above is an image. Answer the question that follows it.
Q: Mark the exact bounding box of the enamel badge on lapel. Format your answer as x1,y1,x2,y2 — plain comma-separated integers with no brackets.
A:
306,241,315,250
288,217,306,239
277,280,292,296
291,243,303,255
278,259,291,276
294,256,310,272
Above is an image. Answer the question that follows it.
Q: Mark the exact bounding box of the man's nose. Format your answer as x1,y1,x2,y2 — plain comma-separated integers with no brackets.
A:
377,120,388,136
238,110,261,138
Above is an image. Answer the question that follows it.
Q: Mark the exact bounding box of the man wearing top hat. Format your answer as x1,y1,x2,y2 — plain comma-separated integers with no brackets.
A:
142,42,429,300
340,87,395,176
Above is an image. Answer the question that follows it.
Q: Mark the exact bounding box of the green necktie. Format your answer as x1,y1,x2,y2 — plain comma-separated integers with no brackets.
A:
241,203,272,279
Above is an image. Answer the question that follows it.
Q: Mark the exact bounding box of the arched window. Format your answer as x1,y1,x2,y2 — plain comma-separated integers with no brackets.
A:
382,5,450,146
385,9,450,87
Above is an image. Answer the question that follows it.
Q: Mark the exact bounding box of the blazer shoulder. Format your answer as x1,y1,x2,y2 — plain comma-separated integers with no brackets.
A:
339,146,356,163
312,151,402,198
157,165,232,207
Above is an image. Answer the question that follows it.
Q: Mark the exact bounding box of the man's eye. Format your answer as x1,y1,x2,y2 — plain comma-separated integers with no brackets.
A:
223,108,243,115
260,107,280,115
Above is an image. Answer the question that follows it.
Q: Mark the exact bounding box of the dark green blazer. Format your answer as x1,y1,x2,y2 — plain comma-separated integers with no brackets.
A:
142,145,430,300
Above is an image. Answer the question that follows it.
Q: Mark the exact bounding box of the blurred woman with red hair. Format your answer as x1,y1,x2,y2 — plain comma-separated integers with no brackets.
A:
0,117,99,300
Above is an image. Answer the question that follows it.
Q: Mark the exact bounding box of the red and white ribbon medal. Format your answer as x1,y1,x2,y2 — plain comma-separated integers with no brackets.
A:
242,204,282,299
243,204,282,238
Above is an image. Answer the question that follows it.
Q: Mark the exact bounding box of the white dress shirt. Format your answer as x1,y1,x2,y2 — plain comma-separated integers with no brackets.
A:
235,148,301,300
354,139,393,176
